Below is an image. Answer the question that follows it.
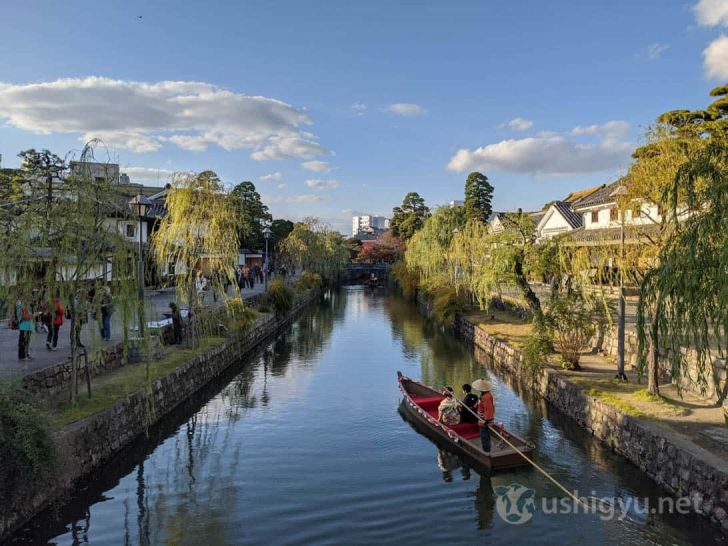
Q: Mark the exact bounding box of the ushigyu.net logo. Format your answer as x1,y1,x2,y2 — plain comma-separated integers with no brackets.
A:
494,483,698,525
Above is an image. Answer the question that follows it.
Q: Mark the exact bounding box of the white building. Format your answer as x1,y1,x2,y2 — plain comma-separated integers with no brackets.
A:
352,214,389,236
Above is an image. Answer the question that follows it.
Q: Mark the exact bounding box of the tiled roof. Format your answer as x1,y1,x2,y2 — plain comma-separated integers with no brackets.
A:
572,181,621,209
552,201,583,229
563,185,605,205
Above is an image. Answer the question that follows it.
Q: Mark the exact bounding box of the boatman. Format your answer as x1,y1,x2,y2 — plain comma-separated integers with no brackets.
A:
472,378,494,454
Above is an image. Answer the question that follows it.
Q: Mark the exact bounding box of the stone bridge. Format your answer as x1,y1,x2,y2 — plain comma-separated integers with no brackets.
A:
343,263,392,283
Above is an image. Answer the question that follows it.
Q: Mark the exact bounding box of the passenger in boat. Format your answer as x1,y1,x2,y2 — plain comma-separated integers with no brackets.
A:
437,386,461,425
460,383,479,423
472,378,494,454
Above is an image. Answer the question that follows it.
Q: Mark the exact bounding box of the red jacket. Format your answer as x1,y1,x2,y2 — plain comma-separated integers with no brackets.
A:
53,299,64,326
478,392,495,423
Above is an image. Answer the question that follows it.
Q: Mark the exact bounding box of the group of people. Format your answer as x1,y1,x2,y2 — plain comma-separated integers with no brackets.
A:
13,286,115,362
437,379,496,454
236,264,266,291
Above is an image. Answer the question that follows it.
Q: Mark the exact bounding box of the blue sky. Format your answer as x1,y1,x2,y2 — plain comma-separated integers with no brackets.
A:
1,0,728,233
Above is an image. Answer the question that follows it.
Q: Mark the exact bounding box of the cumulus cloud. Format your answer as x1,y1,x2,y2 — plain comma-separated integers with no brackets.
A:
384,103,427,116
276,183,288,189
259,172,282,181
447,120,632,175
694,0,728,26
703,35,728,79
0,77,327,159
302,160,332,173
352,103,367,116
305,179,340,190
501,117,533,131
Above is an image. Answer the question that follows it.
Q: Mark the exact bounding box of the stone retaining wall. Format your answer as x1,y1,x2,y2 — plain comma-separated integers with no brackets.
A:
1,288,322,541
451,312,728,532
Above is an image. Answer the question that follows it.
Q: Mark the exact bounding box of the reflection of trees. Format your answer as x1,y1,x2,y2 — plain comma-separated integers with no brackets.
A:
385,293,482,390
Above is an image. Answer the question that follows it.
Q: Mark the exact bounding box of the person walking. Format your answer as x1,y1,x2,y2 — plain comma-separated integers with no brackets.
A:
248,266,256,290
16,299,34,361
472,378,495,454
100,286,113,341
48,295,64,350
237,267,246,295
169,302,183,344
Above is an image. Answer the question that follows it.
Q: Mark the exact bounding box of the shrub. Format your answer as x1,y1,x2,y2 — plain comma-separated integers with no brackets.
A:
522,330,552,379
0,380,56,504
226,299,259,332
265,278,293,315
429,285,467,328
547,293,598,370
295,271,323,292
391,261,420,298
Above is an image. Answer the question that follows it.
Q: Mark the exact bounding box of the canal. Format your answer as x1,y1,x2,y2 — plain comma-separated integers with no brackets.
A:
9,287,724,545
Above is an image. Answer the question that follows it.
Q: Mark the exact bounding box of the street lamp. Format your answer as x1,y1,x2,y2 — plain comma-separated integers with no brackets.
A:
611,183,629,381
263,226,272,290
130,194,152,336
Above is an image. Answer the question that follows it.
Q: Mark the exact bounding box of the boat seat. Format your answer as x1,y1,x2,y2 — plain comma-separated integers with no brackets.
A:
448,423,481,440
411,396,443,412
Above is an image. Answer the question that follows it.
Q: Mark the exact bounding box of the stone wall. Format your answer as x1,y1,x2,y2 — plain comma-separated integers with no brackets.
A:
1,288,322,541
452,312,728,532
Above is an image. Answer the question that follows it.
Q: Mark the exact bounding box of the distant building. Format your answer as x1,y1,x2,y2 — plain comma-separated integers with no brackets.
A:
69,161,120,184
352,214,389,236
449,200,464,208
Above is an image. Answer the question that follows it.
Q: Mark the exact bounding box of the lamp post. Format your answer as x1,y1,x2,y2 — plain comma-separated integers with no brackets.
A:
263,226,272,291
611,184,629,381
130,194,152,336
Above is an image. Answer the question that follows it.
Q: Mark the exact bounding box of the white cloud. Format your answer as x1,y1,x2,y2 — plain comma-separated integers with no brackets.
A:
384,103,427,116
276,183,288,189
0,77,327,159
501,117,533,131
447,120,632,175
305,179,340,190
301,160,332,173
694,0,728,26
259,172,282,181
265,194,324,204
703,35,728,79
352,103,367,116
641,42,670,60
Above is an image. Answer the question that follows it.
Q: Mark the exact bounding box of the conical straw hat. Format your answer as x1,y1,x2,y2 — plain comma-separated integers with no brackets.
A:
471,378,492,392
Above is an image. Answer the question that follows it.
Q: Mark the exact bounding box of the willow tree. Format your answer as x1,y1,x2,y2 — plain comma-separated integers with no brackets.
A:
279,218,349,282
151,171,241,345
638,140,728,401
405,205,465,283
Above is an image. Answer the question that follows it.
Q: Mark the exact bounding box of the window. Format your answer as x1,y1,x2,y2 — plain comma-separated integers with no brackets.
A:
126,224,136,238
609,208,618,221
631,204,641,218
591,211,598,223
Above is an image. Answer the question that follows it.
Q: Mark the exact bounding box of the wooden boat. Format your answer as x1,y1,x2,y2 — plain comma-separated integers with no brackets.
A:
398,371,535,470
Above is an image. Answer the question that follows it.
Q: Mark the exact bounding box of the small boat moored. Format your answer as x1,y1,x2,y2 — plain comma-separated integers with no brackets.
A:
398,371,535,471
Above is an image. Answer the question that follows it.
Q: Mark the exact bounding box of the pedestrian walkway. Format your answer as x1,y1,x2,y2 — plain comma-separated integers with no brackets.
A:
0,284,265,380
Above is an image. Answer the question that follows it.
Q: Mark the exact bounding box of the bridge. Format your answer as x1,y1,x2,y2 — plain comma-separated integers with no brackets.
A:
343,263,392,283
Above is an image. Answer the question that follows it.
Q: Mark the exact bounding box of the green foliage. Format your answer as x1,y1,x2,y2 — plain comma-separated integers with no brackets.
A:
390,192,430,240
391,260,420,298
225,299,259,333
230,181,272,250
547,292,598,370
429,285,467,328
295,271,323,292
464,171,494,223
269,218,294,250
0,380,55,502
521,331,551,379
279,218,349,281
265,278,293,314
405,205,465,280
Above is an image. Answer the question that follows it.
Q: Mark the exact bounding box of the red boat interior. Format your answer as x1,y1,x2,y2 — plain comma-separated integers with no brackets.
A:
410,396,481,440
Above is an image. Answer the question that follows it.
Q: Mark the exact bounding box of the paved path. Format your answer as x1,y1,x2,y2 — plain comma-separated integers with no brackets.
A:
0,283,265,380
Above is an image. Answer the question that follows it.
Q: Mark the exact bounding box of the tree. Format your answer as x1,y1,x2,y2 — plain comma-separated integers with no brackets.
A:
355,232,405,263
269,218,294,251
464,171,494,223
390,192,430,240
230,181,271,250
279,218,349,281
405,204,465,281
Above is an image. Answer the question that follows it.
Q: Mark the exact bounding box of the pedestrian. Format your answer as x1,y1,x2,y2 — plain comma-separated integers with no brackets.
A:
70,291,87,350
195,271,207,304
48,294,64,350
169,302,183,344
472,378,495,454
242,265,250,290
248,266,256,290
237,267,246,295
257,265,264,284
100,286,113,341
16,298,34,361
40,300,53,350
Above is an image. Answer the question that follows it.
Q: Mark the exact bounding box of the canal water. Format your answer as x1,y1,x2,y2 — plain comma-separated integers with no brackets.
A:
9,287,724,545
